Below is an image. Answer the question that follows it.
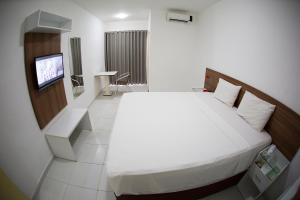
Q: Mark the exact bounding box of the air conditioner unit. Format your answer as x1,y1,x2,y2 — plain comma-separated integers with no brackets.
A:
167,12,193,23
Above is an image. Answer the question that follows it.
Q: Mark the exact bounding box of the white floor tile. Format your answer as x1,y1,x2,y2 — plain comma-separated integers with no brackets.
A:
36,177,67,200
63,185,97,200
46,158,76,183
75,143,107,164
88,93,122,132
75,130,111,146
98,166,113,192
97,191,116,200
93,117,115,131
94,130,111,145
77,131,102,145
69,163,103,190
90,103,118,119
89,103,117,115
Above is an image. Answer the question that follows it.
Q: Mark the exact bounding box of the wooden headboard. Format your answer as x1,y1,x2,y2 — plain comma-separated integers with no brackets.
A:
204,68,300,161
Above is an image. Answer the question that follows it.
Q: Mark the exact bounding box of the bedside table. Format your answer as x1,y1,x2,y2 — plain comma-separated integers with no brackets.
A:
238,145,289,200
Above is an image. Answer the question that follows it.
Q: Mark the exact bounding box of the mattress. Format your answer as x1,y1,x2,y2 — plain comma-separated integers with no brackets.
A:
106,92,271,196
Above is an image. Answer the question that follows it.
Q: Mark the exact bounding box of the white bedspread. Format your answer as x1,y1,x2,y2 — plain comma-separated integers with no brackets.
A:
106,92,271,196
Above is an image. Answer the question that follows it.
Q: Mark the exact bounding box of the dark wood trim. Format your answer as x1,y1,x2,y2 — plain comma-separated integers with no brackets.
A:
204,68,300,161
117,172,245,200
24,33,67,129
293,186,300,200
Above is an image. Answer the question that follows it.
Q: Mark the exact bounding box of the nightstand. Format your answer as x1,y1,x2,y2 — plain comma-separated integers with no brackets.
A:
238,145,289,200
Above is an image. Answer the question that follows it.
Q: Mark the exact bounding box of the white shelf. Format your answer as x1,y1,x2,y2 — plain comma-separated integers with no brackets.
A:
25,10,72,33
45,108,87,138
45,108,92,161
238,145,289,200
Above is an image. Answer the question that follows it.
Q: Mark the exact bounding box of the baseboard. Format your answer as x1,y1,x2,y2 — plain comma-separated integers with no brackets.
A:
31,155,54,200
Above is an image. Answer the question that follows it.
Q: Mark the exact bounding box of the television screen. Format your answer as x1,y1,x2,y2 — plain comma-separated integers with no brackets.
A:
35,53,64,90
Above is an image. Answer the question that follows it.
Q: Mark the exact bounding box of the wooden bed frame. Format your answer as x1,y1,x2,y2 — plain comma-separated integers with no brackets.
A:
116,68,300,200
204,68,300,161
117,172,245,200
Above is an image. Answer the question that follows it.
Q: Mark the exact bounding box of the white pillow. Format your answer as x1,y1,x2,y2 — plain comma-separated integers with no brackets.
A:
214,78,241,107
237,91,276,131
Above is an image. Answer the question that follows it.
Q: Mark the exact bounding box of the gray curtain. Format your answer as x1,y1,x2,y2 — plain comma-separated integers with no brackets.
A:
70,37,83,85
105,31,147,84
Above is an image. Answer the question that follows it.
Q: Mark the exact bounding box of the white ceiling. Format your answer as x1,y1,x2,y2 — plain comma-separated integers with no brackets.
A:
73,0,220,22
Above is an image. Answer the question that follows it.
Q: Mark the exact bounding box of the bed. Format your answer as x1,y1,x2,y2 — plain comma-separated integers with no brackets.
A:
107,92,271,196
106,68,300,200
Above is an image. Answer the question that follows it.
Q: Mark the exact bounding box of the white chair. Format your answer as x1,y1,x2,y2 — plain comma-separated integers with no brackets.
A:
115,72,130,94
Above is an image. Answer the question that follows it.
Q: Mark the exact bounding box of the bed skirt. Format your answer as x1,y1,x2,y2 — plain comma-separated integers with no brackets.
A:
116,171,245,200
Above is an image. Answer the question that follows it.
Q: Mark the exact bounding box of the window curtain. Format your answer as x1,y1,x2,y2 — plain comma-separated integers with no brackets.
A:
70,37,83,85
105,30,147,84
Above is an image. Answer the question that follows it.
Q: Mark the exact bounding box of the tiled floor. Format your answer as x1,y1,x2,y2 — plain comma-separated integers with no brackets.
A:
35,93,122,200
36,92,243,200
200,186,243,200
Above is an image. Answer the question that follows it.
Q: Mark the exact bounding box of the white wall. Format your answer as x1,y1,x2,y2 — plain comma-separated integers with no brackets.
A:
197,0,300,114
0,0,105,198
148,10,201,92
104,20,148,32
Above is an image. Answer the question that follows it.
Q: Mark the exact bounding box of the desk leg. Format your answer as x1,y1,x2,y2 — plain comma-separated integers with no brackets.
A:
102,76,112,96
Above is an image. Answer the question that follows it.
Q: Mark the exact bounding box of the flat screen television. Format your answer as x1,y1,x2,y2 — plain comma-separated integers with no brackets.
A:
34,53,64,90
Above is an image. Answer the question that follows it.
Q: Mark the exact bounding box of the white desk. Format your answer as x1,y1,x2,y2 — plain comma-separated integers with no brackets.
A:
45,108,92,161
95,71,118,96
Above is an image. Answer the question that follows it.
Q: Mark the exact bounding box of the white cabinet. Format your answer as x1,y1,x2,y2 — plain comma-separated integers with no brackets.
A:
238,145,289,200
248,164,272,192
45,108,92,161
25,10,72,33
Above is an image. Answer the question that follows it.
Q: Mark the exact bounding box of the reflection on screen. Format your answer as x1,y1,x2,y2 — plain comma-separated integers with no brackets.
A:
36,55,63,88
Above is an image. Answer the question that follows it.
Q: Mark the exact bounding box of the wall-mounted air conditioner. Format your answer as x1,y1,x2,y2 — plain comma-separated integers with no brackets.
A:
167,12,193,23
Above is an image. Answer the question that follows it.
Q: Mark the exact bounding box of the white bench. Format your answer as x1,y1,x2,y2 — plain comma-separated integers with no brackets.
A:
45,108,92,161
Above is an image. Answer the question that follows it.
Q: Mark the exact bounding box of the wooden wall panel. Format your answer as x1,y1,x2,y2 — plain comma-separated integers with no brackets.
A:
204,68,300,160
24,32,67,129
